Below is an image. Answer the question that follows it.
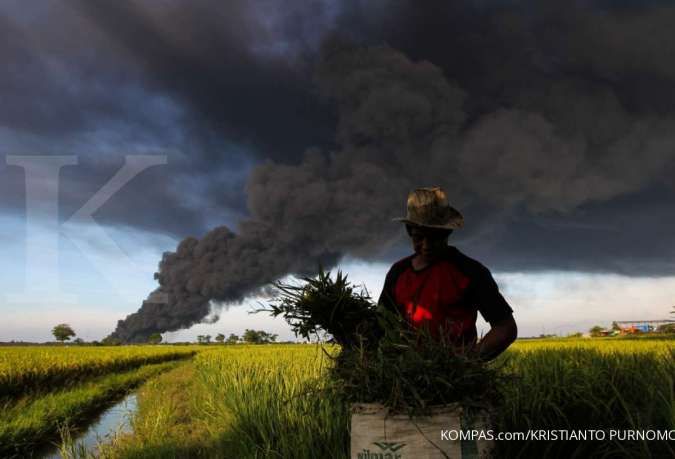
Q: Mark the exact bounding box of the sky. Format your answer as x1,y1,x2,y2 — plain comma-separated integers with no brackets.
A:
1,0,674,342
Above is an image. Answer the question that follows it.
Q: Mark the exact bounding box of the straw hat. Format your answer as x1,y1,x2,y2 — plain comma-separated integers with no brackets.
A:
393,187,464,230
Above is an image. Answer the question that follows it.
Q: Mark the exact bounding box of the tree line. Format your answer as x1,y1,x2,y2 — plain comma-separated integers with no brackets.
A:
195,329,278,345
50,324,282,345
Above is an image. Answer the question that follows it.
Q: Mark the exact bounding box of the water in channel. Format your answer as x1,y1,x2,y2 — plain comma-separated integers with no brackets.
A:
42,392,138,458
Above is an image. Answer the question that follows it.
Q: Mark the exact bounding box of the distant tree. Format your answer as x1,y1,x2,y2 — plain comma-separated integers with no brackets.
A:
243,329,278,344
611,321,621,331
260,331,278,343
148,333,162,344
657,323,675,333
215,333,225,344
73,338,84,344
197,335,211,344
567,332,583,338
226,333,240,344
52,324,76,343
589,325,606,337
242,329,260,344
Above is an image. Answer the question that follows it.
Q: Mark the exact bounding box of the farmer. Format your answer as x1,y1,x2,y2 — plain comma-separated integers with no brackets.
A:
378,187,517,361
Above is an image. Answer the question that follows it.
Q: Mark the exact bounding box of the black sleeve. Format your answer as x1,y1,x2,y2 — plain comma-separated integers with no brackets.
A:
469,265,514,325
377,267,398,313
377,260,408,314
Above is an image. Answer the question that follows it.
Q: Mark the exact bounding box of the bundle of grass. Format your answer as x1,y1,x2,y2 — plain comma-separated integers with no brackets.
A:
263,268,504,417
260,267,381,347
331,308,504,416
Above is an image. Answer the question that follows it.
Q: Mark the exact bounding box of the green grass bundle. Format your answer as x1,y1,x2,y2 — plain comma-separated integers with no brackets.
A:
261,267,381,347
330,310,503,415
264,268,504,416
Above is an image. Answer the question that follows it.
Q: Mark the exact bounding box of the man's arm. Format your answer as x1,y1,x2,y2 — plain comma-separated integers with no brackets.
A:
475,315,517,361
462,259,516,361
377,269,395,312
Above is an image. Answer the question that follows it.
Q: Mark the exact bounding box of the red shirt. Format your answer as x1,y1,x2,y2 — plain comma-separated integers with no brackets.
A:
378,246,513,346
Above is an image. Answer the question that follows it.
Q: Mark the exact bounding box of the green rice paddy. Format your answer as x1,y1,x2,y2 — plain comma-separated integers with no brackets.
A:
1,338,672,458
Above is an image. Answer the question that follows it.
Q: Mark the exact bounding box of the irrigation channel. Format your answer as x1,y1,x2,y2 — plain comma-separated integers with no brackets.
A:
42,392,138,458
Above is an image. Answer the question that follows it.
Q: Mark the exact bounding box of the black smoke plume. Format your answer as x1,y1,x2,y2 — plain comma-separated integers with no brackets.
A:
105,2,675,342
111,35,675,341
110,41,459,342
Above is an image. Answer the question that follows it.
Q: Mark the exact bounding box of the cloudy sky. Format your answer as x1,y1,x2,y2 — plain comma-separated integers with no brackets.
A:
1,0,674,342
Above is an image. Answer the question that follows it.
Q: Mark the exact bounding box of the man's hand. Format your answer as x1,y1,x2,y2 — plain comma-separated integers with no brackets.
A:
474,315,517,362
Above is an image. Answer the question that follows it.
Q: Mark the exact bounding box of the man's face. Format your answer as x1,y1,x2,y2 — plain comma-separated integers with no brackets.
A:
407,225,450,262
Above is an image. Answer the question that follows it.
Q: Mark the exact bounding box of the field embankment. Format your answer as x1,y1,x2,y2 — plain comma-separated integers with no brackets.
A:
96,345,347,459
0,345,198,458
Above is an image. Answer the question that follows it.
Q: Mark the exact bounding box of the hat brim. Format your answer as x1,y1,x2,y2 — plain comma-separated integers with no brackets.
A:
392,217,464,230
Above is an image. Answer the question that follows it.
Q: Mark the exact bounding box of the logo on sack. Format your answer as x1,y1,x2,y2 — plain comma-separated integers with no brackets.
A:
357,441,406,458
373,442,406,451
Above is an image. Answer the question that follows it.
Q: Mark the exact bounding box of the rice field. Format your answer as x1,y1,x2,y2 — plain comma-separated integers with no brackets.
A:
2,338,673,458
496,338,675,458
0,345,198,399
0,345,197,458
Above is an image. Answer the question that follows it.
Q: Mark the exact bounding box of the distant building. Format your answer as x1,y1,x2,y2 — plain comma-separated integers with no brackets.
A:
613,319,674,335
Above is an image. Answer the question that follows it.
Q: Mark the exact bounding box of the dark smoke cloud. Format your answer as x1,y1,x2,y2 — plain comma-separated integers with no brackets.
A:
111,33,675,341
0,1,673,340
111,41,467,341
3,0,674,238
72,0,338,163
0,0,336,237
